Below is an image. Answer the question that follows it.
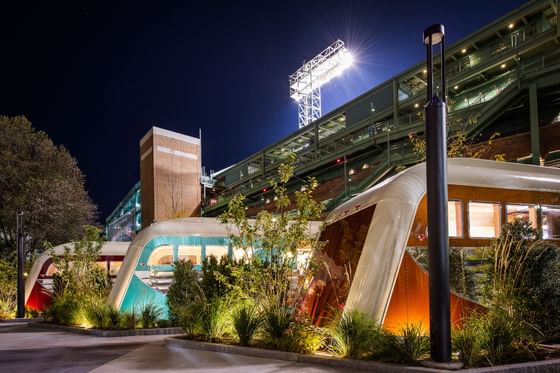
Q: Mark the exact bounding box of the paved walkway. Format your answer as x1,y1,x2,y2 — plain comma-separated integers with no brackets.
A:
0,323,346,372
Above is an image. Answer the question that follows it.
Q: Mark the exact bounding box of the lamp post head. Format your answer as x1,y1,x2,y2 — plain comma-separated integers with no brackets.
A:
423,24,445,46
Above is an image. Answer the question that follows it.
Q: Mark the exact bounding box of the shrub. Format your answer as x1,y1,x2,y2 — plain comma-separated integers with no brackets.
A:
45,294,80,325
177,303,202,338
478,310,521,366
120,310,138,330
233,304,261,346
483,220,560,341
167,259,198,323
104,305,122,329
262,303,293,346
453,316,484,368
289,321,326,354
138,303,163,329
327,310,381,359
85,303,107,329
0,259,16,319
199,296,232,342
390,323,430,364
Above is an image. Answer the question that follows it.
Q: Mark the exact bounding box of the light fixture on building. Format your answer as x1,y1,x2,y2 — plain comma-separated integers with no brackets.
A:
422,69,427,74
454,85,459,90
508,23,514,29
290,40,353,128
461,48,467,54
501,63,506,69
414,103,420,108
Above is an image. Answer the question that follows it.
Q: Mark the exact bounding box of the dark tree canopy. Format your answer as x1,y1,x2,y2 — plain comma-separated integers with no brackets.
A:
0,115,97,259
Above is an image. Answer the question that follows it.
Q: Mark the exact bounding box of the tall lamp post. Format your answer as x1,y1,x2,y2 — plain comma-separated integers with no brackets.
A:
16,212,25,319
423,24,451,363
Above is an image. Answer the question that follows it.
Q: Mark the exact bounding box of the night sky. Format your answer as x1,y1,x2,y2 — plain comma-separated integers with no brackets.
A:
0,0,527,221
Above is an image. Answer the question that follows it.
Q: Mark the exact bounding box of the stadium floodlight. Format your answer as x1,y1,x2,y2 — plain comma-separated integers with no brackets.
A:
290,39,353,128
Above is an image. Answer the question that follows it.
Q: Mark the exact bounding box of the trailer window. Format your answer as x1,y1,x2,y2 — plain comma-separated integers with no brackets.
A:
469,202,501,238
506,204,537,229
178,245,202,265
542,205,560,239
147,245,174,265
448,200,463,238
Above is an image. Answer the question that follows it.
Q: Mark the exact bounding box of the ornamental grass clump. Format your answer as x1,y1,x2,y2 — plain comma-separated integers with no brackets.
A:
327,310,382,359
233,304,261,346
138,302,163,329
391,323,430,364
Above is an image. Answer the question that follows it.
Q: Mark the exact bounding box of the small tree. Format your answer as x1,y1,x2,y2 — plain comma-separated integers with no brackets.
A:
46,225,109,302
167,259,198,323
0,115,97,260
219,153,325,344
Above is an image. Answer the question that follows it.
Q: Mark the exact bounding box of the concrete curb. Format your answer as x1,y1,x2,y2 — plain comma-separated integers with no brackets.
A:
0,317,43,324
165,336,560,373
165,336,440,372
28,322,183,337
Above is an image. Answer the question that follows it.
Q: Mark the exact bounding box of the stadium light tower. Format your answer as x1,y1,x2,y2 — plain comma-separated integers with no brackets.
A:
289,39,353,128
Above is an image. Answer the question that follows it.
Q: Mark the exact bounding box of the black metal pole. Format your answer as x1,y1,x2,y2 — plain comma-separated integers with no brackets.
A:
16,212,25,318
423,24,451,363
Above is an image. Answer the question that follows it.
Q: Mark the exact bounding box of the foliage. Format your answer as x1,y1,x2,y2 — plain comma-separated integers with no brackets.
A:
407,248,476,299
198,295,233,342
45,294,81,325
262,303,293,344
216,152,326,347
0,115,97,259
233,304,261,346
167,259,198,323
408,130,504,162
177,302,203,338
288,320,326,354
46,226,109,304
44,226,110,326
138,302,163,329
0,258,17,319
120,310,138,330
390,323,430,364
327,310,382,359
219,152,324,265
483,219,560,340
453,315,484,368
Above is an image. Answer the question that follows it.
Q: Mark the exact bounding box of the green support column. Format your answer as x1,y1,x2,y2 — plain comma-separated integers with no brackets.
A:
392,79,399,127
529,83,540,165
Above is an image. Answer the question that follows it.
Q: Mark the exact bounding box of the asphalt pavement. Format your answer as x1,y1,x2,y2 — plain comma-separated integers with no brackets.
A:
0,322,346,373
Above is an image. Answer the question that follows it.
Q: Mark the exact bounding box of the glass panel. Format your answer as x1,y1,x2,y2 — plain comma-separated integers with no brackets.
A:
506,204,537,229
469,202,501,238
96,261,108,271
205,245,228,260
542,205,560,239
448,201,463,238
109,261,122,276
178,245,202,265
147,245,174,265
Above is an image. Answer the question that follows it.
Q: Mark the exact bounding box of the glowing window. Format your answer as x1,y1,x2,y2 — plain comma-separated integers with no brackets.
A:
45,263,58,277
205,245,228,260
178,245,202,265
506,204,537,229
448,200,463,238
542,205,560,239
232,247,251,261
109,261,122,276
96,261,108,271
469,202,501,238
147,245,174,265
